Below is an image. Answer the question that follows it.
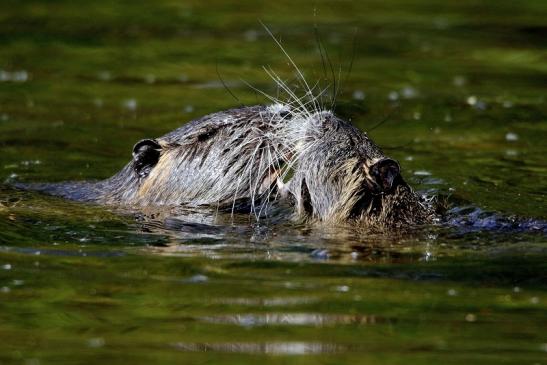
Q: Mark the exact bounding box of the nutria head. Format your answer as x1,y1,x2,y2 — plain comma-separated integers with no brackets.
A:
97,104,432,228
281,109,432,227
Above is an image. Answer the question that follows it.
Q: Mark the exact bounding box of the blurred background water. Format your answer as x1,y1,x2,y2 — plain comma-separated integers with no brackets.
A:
0,1,546,364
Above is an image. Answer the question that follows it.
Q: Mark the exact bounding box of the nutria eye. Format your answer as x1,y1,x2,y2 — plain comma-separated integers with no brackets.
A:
279,111,292,119
197,128,218,142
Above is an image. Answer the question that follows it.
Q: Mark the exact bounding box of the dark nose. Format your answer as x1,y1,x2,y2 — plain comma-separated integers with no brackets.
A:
369,158,400,193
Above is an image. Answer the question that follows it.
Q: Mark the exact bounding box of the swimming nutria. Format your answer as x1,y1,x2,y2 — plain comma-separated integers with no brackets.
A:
22,103,433,228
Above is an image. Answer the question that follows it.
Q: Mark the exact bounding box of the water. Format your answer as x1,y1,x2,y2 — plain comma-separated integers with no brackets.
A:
0,1,546,364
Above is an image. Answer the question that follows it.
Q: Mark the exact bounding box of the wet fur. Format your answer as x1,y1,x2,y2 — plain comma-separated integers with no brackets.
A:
23,104,434,228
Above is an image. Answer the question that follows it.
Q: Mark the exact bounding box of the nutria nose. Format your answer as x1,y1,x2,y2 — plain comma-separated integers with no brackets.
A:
369,158,400,193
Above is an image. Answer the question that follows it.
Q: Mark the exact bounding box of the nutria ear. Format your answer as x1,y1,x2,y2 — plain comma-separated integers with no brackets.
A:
132,139,162,178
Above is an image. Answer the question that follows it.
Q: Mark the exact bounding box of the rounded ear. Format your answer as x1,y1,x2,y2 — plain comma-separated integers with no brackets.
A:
132,139,162,178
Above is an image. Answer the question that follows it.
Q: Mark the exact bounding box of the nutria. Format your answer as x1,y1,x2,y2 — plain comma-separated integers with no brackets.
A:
22,103,433,228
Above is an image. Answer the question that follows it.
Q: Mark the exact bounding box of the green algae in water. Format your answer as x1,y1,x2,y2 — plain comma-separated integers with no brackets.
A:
0,0,546,364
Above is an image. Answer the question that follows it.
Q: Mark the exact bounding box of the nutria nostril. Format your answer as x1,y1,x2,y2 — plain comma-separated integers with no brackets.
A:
369,158,400,193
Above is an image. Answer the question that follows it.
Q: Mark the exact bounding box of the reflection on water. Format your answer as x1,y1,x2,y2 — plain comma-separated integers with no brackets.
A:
172,341,343,354
214,297,319,307
199,313,386,326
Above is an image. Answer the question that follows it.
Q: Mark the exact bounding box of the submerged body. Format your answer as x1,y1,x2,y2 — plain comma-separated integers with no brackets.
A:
25,104,433,228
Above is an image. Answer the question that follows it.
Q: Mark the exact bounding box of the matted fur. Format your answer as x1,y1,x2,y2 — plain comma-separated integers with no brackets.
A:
25,103,434,228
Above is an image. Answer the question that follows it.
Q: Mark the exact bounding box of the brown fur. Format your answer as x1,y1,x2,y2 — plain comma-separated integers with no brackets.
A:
23,104,434,228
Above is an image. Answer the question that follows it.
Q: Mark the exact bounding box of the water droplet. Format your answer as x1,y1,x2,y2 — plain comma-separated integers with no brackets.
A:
87,337,105,348
144,74,156,84
414,170,432,176
0,70,29,82
335,285,350,293
12,71,29,82
447,288,457,296
467,96,487,110
352,90,365,100
401,86,418,99
465,313,476,322
20,160,41,166
183,105,194,113
505,132,518,142
1,286,10,293
388,91,399,101
466,95,477,106
513,286,521,293
122,99,137,111
4,173,18,183
2,264,11,270
186,274,208,283
530,297,539,304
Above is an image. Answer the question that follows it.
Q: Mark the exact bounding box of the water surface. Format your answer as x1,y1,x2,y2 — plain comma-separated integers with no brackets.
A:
0,1,546,364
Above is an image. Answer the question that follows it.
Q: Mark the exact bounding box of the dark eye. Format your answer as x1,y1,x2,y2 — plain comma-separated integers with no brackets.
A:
279,111,292,119
197,128,218,142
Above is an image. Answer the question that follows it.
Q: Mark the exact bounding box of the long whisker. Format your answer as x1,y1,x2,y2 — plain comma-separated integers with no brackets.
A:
260,21,319,114
216,60,242,105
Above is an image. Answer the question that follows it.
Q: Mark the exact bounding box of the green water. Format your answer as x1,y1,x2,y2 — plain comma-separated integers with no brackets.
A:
1,1,546,364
